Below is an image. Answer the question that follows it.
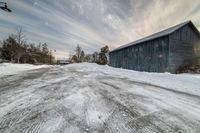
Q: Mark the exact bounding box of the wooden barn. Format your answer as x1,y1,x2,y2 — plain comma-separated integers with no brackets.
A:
109,21,200,73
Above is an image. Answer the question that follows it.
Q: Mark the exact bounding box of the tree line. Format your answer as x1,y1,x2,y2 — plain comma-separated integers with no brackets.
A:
0,28,55,64
0,28,110,65
69,45,109,65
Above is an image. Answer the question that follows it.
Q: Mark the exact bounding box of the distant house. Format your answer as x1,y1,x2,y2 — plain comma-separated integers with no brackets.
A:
109,21,200,73
57,59,69,65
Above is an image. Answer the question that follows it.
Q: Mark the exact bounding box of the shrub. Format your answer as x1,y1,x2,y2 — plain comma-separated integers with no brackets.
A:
176,64,200,74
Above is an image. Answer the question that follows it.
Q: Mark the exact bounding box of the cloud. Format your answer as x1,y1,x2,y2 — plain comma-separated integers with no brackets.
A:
0,0,200,58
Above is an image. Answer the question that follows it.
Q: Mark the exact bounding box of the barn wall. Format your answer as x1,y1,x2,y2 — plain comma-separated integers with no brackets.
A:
169,24,200,73
109,36,169,72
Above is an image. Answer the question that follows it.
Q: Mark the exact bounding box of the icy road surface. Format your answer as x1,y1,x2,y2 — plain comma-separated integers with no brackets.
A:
0,63,200,133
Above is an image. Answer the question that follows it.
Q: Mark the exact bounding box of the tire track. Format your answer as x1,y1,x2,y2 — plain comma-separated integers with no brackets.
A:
97,75,200,99
97,75,200,133
1,66,200,133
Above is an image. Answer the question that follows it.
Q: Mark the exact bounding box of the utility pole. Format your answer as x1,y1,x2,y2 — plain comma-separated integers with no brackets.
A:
0,2,12,12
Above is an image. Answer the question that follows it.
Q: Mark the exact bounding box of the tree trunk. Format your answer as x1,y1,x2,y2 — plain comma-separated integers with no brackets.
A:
24,58,26,64
17,57,20,64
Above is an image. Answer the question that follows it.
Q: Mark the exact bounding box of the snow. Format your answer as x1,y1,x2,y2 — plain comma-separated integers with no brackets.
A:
63,63,200,97
1,63,200,132
1,62,199,97
0,63,50,77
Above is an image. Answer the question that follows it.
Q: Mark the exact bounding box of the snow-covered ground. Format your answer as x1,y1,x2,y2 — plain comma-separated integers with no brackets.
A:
0,63,49,77
0,63,200,133
68,63,200,97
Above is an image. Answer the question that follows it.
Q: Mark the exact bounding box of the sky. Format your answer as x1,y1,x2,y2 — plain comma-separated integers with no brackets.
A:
0,0,200,59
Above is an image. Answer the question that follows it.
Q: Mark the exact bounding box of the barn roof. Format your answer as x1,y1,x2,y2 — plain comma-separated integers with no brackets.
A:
111,20,199,52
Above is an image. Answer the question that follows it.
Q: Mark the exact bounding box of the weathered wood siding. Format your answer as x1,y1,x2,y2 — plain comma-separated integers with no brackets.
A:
169,24,200,73
109,36,169,72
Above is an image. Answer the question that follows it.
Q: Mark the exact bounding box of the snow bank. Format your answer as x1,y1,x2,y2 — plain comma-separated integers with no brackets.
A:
0,63,49,77
64,63,200,97
1,62,199,97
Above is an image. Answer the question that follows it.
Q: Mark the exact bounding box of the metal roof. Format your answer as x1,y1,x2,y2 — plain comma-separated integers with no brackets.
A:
111,20,192,52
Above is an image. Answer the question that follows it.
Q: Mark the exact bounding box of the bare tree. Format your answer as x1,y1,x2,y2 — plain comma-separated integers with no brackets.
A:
92,51,99,63
16,28,26,46
68,51,74,61
75,44,82,62
15,28,26,63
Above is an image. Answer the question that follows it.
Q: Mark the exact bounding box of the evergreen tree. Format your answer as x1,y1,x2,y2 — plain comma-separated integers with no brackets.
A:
0,36,54,64
1,36,17,62
98,46,109,65
80,50,85,62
